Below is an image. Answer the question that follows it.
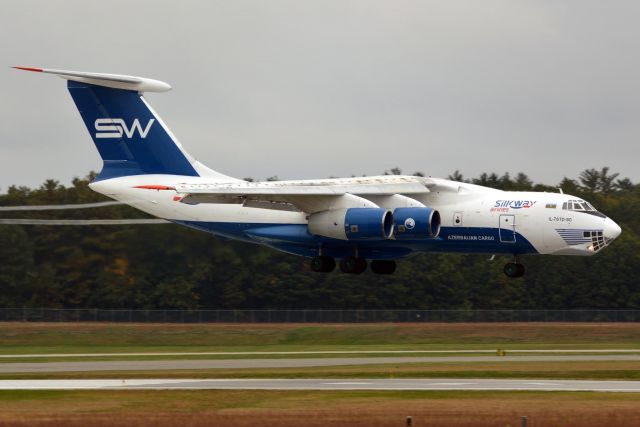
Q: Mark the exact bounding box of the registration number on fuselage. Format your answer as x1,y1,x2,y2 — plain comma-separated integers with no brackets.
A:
548,216,572,223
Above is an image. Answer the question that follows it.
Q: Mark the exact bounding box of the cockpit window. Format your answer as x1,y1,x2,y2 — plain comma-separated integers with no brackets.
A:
562,199,597,212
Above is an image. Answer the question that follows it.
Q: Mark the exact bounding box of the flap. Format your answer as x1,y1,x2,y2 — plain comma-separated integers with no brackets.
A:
174,175,430,196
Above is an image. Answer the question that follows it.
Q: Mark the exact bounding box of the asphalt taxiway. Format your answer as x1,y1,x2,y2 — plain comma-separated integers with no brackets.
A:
1,354,639,373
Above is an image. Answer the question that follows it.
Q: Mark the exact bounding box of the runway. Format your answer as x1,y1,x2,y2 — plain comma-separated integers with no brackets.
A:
1,378,639,392
1,354,639,373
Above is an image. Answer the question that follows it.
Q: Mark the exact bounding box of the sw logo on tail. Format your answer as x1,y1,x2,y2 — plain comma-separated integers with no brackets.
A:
94,118,155,139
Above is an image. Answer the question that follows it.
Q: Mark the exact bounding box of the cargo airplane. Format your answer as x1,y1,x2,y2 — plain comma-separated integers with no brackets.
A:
16,67,622,277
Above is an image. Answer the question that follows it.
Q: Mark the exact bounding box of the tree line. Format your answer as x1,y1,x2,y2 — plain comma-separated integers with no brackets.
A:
0,168,638,309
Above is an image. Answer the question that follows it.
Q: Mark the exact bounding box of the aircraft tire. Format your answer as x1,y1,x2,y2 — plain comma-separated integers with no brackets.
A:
340,256,367,274
311,256,336,272
370,260,396,275
504,262,525,278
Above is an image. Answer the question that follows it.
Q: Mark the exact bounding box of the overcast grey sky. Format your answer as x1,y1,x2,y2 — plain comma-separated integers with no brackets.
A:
1,0,639,189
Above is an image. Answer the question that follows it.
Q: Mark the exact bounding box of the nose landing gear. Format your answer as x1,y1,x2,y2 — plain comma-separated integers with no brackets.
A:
503,260,525,278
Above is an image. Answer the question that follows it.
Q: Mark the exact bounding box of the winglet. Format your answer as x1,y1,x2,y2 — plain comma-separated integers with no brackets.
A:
13,66,171,93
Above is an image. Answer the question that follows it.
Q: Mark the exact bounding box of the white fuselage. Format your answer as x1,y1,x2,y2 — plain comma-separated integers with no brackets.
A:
90,175,621,258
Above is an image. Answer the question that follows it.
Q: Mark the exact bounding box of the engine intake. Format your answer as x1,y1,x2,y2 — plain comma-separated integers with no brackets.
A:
393,207,441,239
308,208,394,240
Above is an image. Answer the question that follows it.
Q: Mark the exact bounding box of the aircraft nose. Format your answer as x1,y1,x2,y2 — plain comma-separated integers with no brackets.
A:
604,217,622,241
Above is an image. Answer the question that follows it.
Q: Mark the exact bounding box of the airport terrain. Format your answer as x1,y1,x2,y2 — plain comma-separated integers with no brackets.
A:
3,322,640,356
1,389,640,426
1,322,639,426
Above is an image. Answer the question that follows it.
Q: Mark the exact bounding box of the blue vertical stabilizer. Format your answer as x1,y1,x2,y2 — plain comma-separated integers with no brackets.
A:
67,80,199,180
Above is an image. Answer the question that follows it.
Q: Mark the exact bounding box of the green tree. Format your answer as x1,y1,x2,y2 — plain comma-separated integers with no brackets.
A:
0,226,34,306
0,168,637,310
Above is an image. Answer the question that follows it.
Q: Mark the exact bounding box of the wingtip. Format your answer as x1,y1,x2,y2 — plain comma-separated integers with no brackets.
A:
12,66,44,72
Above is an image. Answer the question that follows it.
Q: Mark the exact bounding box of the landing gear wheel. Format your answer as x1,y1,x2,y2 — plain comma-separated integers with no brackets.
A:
504,262,525,278
370,260,396,275
310,256,336,272
340,256,367,274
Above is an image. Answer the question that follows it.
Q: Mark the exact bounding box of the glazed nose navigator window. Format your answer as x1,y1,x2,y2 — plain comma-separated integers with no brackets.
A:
562,200,597,212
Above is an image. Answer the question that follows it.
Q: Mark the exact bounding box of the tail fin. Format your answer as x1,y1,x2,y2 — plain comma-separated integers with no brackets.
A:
68,79,200,179
15,67,225,181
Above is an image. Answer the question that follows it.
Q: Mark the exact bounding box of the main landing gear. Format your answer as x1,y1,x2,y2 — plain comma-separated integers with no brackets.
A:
339,256,367,274
503,260,525,278
309,256,396,275
310,256,336,273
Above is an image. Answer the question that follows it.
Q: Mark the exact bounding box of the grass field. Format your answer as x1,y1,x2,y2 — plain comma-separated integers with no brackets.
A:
2,322,639,356
1,322,639,425
0,390,639,427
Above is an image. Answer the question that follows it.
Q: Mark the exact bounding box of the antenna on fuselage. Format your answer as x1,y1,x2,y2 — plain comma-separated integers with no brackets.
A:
558,187,564,194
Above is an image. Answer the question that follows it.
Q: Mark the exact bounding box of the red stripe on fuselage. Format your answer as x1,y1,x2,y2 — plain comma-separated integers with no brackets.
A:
12,66,44,72
133,185,175,191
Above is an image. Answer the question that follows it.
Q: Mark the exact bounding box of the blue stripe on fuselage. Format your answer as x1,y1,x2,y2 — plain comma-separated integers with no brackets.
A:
173,220,539,259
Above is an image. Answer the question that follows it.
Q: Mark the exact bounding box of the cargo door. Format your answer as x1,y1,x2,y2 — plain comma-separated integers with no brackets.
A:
499,214,516,243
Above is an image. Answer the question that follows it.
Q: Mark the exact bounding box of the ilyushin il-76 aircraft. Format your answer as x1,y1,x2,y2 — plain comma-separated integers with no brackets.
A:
16,67,622,277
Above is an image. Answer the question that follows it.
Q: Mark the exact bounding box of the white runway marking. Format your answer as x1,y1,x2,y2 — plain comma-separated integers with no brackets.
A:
1,379,640,392
323,382,373,385
427,382,477,386
525,382,565,386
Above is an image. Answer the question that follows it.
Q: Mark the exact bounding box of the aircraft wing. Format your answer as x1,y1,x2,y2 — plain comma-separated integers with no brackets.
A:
172,176,430,213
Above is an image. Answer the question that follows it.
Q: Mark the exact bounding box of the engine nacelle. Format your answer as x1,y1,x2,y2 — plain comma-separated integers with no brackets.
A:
308,208,394,240
393,207,441,239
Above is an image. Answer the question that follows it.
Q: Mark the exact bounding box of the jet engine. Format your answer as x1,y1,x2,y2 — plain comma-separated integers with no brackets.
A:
308,208,394,240
393,207,441,239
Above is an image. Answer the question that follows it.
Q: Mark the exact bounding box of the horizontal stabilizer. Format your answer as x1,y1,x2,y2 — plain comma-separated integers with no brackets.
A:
13,66,171,93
